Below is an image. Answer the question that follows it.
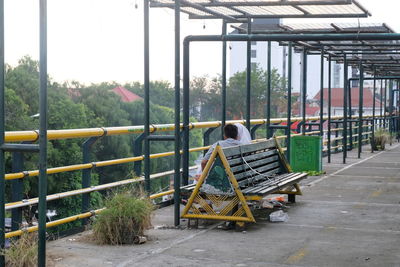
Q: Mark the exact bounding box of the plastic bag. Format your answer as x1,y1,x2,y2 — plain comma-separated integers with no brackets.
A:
269,210,289,222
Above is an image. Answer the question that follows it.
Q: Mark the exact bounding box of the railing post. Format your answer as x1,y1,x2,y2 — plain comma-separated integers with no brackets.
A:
38,0,48,265
174,0,181,227
319,48,324,137
301,48,307,135
221,20,227,139
343,54,348,164
133,133,146,176
372,70,376,153
143,0,151,194
390,83,392,137
327,55,332,162
11,149,24,232
358,63,363,158
203,127,218,155
286,42,292,162
266,41,272,138
250,124,263,140
81,137,99,226
348,79,353,150
246,18,251,131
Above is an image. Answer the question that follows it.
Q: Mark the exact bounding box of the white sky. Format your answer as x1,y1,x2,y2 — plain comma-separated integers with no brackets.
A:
4,0,400,85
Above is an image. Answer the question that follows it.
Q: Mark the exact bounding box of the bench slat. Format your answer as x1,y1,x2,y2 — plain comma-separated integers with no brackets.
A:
234,161,281,181
223,140,276,158
253,173,307,196
227,150,278,166
241,173,296,193
230,155,280,173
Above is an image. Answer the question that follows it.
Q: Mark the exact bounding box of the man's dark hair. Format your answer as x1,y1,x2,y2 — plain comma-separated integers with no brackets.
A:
224,124,238,139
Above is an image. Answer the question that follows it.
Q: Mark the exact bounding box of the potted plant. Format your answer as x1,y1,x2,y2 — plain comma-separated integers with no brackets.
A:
370,129,390,151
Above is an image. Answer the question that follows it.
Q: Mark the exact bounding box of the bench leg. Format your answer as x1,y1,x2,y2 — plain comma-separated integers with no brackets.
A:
288,194,296,203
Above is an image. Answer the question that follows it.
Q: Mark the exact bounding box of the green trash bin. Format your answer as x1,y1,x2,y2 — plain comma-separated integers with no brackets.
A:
290,136,322,172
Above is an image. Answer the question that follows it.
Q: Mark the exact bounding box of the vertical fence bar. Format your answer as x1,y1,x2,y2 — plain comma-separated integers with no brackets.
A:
0,0,4,262
246,18,251,131
343,55,348,164
38,0,48,265
319,49,324,136
358,63,363,158
348,79,353,150
81,137,98,226
174,0,181,226
143,0,151,193
384,80,387,129
266,41,272,138
327,55,332,163
379,79,383,128
286,42,292,162
301,49,307,135
389,80,394,139
11,151,23,231
397,81,400,140
221,20,227,139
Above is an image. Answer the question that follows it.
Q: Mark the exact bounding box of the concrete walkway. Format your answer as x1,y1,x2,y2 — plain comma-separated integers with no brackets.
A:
49,144,400,267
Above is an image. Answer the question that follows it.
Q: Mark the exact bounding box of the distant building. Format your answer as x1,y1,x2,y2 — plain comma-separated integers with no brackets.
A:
112,86,142,103
313,87,381,117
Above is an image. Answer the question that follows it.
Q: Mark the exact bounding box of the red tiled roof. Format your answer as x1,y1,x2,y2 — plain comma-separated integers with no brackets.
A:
112,86,142,102
292,104,320,116
313,87,381,108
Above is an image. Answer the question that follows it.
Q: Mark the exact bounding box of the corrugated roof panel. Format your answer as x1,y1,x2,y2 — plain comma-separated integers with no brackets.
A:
235,6,270,15
299,4,363,15
206,6,243,16
181,7,210,16
261,6,304,15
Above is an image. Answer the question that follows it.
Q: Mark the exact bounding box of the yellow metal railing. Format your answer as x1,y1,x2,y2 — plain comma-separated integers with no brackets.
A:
3,114,386,238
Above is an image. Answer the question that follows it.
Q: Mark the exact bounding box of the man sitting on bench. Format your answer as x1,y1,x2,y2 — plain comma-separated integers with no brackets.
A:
199,124,242,175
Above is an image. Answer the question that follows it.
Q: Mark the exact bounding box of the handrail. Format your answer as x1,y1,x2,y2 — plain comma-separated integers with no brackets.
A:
3,114,384,180
4,115,360,143
3,114,391,240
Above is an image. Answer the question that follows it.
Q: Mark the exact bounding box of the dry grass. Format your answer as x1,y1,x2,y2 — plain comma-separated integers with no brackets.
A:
1,233,38,267
92,191,153,245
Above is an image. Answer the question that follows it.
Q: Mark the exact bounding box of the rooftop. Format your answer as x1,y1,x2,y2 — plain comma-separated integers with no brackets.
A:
150,0,370,21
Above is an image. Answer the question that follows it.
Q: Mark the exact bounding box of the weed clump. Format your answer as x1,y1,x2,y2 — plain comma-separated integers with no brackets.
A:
92,192,153,245
1,233,38,267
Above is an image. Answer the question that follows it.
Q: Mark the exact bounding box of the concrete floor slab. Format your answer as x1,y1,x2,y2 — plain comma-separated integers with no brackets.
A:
48,143,400,267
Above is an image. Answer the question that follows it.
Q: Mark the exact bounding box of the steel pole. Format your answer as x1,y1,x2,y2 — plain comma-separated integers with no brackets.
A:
384,80,387,129
38,0,48,265
143,0,151,193
343,55,348,163
246,18,251,131
0,0,4,264
320,49,324,136
286,42,292,162
327,55,332,163
182,35,190,195
221,20,227,139
372,69,376,152
380,79,383,127
266,41,272,138
358,63,363,158
173,0,181,226
348,79,353,150
301,49,307,135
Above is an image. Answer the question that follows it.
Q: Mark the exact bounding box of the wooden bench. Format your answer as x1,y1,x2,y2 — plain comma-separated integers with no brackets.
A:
181,137,308,224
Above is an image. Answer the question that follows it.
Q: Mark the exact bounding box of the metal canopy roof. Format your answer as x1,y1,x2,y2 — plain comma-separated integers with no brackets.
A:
232,21,400,75
233,22,394,34
150,0,370,22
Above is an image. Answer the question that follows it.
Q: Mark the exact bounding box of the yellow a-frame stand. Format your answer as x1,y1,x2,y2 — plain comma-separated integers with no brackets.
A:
181,145,255,223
